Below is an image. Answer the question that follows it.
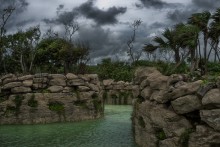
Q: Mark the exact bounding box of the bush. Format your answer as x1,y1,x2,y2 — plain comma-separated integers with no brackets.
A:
48,101,64,112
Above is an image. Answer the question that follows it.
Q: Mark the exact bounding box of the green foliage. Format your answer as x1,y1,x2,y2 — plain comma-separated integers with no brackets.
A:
48,101,64,112
138,116,145,128
207,62,220,76
13,95,24,116
155,128,166,140
179,129,194,147
97,58,134,82
28,94,38,108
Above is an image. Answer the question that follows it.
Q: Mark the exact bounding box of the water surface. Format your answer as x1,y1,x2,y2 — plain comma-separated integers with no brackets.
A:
0,105,137,147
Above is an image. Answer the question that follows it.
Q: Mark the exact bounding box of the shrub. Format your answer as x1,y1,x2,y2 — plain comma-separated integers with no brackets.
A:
48,101,64,113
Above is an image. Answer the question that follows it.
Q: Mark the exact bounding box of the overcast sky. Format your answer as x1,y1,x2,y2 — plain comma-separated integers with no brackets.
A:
2,0,220,64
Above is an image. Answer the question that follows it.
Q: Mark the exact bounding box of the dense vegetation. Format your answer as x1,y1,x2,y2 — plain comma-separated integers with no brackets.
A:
0,3,220,82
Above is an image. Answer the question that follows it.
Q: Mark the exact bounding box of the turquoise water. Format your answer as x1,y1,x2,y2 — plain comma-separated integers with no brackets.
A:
0,105,137,147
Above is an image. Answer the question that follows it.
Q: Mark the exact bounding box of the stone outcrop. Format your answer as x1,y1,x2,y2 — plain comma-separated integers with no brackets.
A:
0,73,104,124
132,67,220,147
102,79,133,105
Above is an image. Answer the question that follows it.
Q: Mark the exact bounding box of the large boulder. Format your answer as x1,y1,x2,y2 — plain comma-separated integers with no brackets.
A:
48,86,64,93
200,109,220,131
140,87,152,100
134,67,159,84
18,75,34,81
165,80,203,100
66,73,78,80
202,89,220,107
171,95,202,114
2,82,22,89
147,72,168,90
23,80,33,87
11,86,32,93
49,79,66,86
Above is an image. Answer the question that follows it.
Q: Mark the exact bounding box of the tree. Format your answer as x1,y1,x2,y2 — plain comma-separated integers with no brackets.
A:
0,6,15,73
35,38,89,73
127,19,142,63
209,8,220,62
6,26,41,73
188,11,211,74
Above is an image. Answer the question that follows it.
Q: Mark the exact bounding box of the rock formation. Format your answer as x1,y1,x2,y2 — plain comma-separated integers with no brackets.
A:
0,73,104,124
132,67,220,147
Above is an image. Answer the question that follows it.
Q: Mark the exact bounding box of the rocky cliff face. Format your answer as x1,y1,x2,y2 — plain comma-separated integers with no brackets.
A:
132,67,220,147
102,79,134,105
0,73,104,124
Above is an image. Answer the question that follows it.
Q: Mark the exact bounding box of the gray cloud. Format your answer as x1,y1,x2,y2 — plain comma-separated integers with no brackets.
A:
192,0,220,10
77,1,127,25
139,0,179,9
0,0,29,31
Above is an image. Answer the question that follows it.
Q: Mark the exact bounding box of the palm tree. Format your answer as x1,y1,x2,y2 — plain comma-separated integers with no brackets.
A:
188,11,211,74
175,23,200,72
152,28,181,63
209,8,220,62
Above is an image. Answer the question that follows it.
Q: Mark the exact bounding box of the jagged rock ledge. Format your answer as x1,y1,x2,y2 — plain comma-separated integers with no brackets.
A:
0,73,104,124
132,67,220,147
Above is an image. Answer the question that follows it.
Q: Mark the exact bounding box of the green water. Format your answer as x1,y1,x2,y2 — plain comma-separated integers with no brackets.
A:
0,105,137,147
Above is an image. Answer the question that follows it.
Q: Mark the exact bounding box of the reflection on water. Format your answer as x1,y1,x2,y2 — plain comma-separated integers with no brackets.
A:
0,105,137,147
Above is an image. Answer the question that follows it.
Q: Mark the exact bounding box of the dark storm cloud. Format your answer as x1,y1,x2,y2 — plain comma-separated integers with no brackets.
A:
192,0,220,10
77,1,127,25
0,0,29,30
167,9,196,23
139,0,179,9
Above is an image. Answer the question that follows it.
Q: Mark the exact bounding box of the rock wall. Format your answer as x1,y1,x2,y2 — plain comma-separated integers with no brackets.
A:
0,73,104,124
132,67,220,147
102,79,134,105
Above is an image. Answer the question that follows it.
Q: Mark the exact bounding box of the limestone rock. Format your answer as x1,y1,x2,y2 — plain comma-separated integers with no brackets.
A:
202,89,220,107
134,67,159,84
140,87,152,100
200,109,220,131
49,79,66,86
188,125,220,147
1,74,15,81
33,77,48,83
148,72,168,90
48,86,63,93
66,73,78,80
11,86,31,93
32,83,47,89
165,80,203,100
23,80,33,87
132,85,140,98
48,74,66,79
150,90,169,103
197,83,216,98
78,86,91,92
3,77,17,84
167,74,186,86
3,82,22,89
171,95,202,114
62,87,72,93
159,137,179,147
18,75,34,81
67,79,84,86
140,79,149,90
103,79,114,86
